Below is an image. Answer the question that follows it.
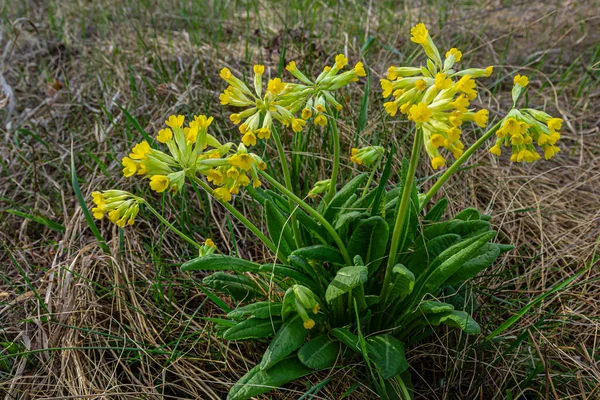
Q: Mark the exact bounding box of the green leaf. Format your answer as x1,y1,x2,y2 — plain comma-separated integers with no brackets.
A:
423,198,448,222
227,302,282,320
418,300,454,315
426,310,481,334
404,234,461,278
387,264,415,305
325,266,368,303
181,254,261,273
289,255,329,288
6,210,65,232
298,335,340,370
222,317,283,340
367,335,409,379
331,328,361,352
422,231,496,294
258,264,319,292
444,243,501,287
347,216,389,276
264,189,290,213
227,356,312,400
114,103,155,146
334,210,364,230
454,208,481,221
323,173,368,223
265,199,296,257
424,220,491,240
203,272,263,301
292,245,346,265
296,211,328,242
260,315,306,370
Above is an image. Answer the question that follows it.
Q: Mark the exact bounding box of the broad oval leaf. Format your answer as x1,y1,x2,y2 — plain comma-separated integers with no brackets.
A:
367,335,409,379
347,216,389,276
444,243,501,287
203,272,263,301
227,302,282,320
258,264,320,292
419,300,454,314
424,220,491,240
426,310,481,335
291,245,346,265
227,356,312,400
404,234,461,278
223,318,283,340
387,264,415,305
325,266,368,303
422,231,496,294
454,207,481,221
298,334,340,370
423,198,448,222
260,315,306,370
330,328,360,352
323,173,368,223
181,254,261,273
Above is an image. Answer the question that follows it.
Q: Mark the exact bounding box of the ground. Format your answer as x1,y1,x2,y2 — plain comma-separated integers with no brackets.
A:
1,0,599,399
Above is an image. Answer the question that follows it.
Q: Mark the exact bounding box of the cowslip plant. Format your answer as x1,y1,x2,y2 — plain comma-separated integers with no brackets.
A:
91,22,563,400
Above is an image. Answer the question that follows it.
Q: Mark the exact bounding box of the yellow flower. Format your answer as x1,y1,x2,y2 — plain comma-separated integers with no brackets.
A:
490,143,502,156
157,128,173,143
253,64,265,75
285,61,297,72
544,145,560,160
384,101,399,116
474,109,489,128
149,175,170,193
213,187,232,202
130,140,151,160
252,179,261,188
434,73,452,90
410,23,428,44
220,67,232,80
228,153,254,170
303,319,315,329
445,48,462,62
354,62,366,76
409,102,432,123
485,66,493,77
415,79,427,91
242,131,257,147
335,54,348,69
454,75,477,100
205,238,216,248
514,74,529,87
165,115,185,129
548,118,563,132
122,157,138,177
380,79,394,98
292,118,307,132
431,155,446,170
267,78,285,95
430,134,445,148
207,169,225,185
314,115,327,126
301,108,312,120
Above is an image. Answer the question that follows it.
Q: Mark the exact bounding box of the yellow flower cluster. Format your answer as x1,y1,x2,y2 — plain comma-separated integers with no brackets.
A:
91,190,141,227
490,76,562,162
121,114,266,202
382,23,493,169
219,55,365,146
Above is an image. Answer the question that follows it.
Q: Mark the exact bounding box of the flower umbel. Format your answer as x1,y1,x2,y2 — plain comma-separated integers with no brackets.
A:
91,190,142,227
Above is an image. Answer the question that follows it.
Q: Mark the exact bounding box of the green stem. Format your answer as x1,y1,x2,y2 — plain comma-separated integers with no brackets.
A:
362,157,381,198
271,125,303,249
191,177,286,264
419,120,502,210
324,108,341,203
258,170,352,265
141,199,203,250
380,127,423,303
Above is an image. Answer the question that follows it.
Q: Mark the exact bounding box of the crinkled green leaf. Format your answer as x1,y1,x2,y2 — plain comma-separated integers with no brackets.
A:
367,335,409,379
181,254,261,273
325,266,368,303
203,272,263,301
387,264,415,305
222,318,282,340
227,356,312,400
426,310,481,335
323,173,368,223
298,334,340,370
292,245,346,265
347,216,389,276
265,199,295,257
227,302,282,320
444,243,501,287
260,315,306,370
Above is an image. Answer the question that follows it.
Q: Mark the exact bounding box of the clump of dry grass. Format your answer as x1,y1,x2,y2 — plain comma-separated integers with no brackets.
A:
1,0,599,398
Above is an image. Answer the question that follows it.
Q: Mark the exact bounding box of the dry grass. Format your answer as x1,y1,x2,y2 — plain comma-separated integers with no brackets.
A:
1,0,599,399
